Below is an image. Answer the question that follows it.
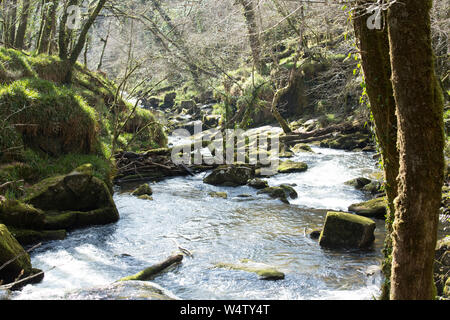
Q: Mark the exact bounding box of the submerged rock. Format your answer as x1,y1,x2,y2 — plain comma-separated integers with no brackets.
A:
208,191,228,199
277,160,308,174
215,259,285,280
348,197,387,220
137,195,153,201
65,281,179,300
203,165,254,186
319,211,376,249
132,184,153,197
308,228,322,240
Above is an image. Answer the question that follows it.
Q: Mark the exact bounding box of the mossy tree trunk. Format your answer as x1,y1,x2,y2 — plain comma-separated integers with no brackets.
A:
238,0,264,74
387,0,445,300
352,1,399,300
14,0,32,49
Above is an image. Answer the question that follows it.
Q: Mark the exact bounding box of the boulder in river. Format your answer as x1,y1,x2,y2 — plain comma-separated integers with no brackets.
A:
257,184,298,204
203,165,254,187
132,184,153,197
291,143,314,153
22,164,119,230
348,197,387,220
247,178,269,189
277,160,308,174
319,211,376,249
344,177,372,189
215,259,285,280
0,224,44,287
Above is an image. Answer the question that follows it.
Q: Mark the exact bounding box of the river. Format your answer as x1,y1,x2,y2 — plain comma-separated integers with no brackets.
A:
10,139,388,300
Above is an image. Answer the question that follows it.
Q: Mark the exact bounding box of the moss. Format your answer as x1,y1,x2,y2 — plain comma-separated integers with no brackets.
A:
0,199,45,229
0,78,98,155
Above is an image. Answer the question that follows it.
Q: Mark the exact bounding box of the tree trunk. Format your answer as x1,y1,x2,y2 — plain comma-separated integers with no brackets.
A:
352,1,399,300
58,0,78,61
238,0,264,74
63,0,107,83
14,0,31,49
387,0,445,300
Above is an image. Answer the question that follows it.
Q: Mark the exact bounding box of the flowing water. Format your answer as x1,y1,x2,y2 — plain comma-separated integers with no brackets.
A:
11,143,387,300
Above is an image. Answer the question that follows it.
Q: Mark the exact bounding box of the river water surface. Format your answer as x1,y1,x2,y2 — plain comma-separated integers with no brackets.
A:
12,144,386,300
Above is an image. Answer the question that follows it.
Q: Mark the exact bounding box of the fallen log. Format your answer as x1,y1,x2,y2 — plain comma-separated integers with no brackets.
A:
118,254,184,281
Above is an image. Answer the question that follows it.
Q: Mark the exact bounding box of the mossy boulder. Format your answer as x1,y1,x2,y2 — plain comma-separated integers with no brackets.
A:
0,200,46,230
22,165,119,230
319,211,376,249
344,177,372,190
434,237,450,297
203,165,254,186
208,191,228,199
291,143,313,153
247,178,269,189
319,132,372,151
277,160,308,174
257,184,298,204
132,184,153,197
0,224,34,284
215,259,285,280
361,181,383,195
348,197,387,220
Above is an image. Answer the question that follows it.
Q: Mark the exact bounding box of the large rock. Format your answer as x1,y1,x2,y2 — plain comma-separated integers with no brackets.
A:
319,211,376,249
22,164,119,230
434,237,450,298
348,197,387,220
277,160,308,174
203,165,254,186
0,224,43,288
0,200,46,230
